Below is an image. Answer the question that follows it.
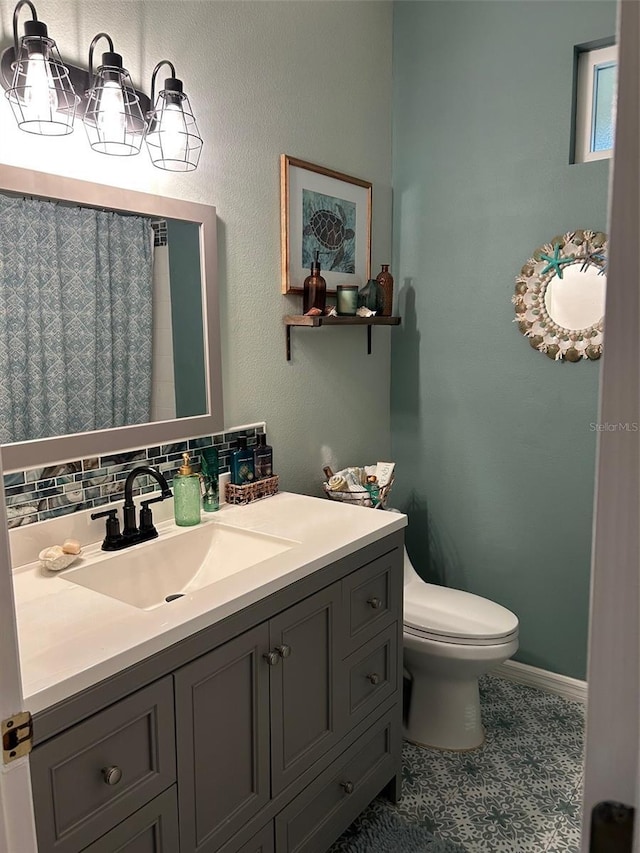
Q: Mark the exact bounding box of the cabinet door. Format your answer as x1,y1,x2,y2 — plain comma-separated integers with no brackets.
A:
81,787,179,853
175,623,271,853
269,582,343,796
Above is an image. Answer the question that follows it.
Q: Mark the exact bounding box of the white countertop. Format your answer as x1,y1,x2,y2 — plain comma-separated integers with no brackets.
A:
10,493,406,714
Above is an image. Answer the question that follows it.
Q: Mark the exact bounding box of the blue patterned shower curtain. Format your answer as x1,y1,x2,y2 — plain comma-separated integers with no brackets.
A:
0,194,154,443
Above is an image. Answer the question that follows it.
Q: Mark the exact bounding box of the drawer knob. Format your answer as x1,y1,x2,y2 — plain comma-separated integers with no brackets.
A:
276,644,291,659
263,651,280,666
341,781,354,795
102,766,123,786
367,673,380,685
367,597,382,610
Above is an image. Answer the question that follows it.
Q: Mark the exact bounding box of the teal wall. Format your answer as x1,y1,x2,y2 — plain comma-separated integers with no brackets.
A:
391,0,616,679
166,219,207,419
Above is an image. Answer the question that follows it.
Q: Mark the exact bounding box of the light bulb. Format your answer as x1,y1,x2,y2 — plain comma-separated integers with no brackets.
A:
158,101,185,161
97,80,126,143
23,51,58,120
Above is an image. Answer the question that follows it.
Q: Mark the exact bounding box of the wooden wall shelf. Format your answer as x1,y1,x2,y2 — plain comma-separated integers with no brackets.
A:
283,315,401,360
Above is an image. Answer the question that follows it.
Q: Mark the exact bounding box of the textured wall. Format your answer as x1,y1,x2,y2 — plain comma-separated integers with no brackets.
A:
0,0,394,496
391,0,615,679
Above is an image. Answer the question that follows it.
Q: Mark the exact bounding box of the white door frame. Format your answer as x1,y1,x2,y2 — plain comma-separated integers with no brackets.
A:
581,0,639,849
0,444,37,853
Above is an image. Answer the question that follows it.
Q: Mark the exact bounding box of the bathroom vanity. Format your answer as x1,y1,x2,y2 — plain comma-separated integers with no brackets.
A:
10,494,406,853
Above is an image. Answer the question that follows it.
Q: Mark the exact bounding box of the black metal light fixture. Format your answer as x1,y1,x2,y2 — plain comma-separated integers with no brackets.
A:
83,33,146,156
5,0,78,135
145,60,203,172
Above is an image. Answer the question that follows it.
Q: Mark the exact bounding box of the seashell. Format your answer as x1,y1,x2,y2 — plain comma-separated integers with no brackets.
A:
328,475,348,492
585,345,602,360
356,307,376,318
304,307,323,317
546,344,560,360
564,348,581,362
39,545,81,572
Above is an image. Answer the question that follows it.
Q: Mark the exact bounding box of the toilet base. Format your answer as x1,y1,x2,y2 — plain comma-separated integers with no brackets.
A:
404,666,485,751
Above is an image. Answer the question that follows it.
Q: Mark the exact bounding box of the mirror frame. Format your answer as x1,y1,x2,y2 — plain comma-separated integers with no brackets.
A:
0,164,222,472
512,229,607,362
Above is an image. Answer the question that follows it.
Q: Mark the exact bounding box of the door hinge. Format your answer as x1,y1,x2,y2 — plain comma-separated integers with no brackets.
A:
2,711,33,764
590,800,635,852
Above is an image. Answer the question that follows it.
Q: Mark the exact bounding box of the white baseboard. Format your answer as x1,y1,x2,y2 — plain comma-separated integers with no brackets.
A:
492,659,588,704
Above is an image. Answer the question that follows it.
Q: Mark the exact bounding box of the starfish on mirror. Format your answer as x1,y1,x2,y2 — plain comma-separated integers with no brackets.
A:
579,250,606,273
540,244,574,279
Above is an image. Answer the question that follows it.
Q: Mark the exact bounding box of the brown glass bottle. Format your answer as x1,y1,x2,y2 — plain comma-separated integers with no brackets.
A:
376,264,394,317
303,251,326,314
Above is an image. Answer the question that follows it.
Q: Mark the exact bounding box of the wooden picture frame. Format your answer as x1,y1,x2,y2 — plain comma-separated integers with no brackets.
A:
280,155,372,294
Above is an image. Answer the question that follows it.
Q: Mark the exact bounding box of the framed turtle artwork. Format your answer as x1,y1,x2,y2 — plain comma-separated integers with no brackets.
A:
280,154,372,294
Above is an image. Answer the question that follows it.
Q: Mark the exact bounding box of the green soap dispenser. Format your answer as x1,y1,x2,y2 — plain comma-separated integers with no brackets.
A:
173,452,201,526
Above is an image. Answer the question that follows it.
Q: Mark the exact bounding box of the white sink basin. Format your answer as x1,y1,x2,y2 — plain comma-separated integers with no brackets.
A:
60,522,297,610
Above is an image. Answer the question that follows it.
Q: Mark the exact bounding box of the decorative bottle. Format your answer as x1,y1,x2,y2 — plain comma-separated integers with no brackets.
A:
173,452,201,526
376,264,394,317
254,433,273,480
231,436,255,485
303,250,327,314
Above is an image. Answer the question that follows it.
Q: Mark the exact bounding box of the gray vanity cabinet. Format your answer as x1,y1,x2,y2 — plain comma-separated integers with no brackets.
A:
175,582,343,853
29,531,404,853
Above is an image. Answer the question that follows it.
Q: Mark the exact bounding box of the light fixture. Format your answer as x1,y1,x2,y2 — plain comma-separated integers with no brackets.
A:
145,60,203,172
4,0,78,135
83,33,146,156
0,10,202,171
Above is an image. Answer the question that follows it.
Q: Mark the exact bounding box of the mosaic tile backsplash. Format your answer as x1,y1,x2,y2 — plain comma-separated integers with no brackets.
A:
4,424,265,529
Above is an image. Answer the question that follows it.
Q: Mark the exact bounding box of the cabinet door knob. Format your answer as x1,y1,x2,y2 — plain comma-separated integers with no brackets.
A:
367,673,380,685
276,644,291,659
102,766,123,786
263,651,280,666
341,781,354,794
367,597,382,609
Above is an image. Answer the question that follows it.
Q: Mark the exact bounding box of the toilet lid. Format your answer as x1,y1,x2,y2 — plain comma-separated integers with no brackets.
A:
403,581,519,645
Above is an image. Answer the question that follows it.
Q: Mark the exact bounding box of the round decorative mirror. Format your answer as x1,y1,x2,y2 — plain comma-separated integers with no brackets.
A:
512,230,607,361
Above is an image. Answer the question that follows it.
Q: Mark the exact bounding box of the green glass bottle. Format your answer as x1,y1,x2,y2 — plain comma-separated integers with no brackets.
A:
173,452,201,526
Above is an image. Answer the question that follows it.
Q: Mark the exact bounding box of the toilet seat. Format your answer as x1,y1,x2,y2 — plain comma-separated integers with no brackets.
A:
403,580,519,646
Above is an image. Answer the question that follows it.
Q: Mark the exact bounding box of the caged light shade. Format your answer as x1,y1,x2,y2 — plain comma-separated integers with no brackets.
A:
83,33,146,156
145,61,203,172
5,0,78,136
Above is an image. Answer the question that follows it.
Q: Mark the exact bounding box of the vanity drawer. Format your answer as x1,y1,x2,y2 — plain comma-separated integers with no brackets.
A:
80,786,179,853
30,677,176,853
342,550,401,654
275,710,399,853
343,625,398,726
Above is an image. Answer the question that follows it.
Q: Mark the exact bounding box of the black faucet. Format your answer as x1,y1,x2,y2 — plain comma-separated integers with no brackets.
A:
91,466,173,551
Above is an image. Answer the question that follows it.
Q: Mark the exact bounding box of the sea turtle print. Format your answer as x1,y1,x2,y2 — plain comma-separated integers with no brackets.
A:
302,189,356,273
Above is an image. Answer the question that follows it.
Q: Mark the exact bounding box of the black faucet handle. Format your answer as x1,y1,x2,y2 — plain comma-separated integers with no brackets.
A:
139,497,163,538
90,508,123,550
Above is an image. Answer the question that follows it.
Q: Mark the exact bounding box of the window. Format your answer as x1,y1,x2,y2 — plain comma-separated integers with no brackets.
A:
573,43,618,163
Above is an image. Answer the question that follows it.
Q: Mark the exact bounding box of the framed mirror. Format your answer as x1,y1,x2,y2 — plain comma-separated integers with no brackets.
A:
512,230,607,361
0,165,222,472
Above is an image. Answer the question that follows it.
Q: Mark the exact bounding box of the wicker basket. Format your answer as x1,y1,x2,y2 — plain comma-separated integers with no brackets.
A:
322,476,393,510
225,475,279,506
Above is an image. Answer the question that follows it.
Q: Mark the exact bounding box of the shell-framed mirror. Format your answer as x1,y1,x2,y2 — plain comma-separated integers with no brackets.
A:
512,230,607,361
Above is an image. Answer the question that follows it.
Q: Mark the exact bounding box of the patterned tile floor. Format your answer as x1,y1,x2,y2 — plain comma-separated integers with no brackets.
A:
332,675,586,852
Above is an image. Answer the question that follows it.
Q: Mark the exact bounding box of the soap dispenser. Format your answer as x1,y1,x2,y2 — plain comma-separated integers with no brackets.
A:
303,250,327,314
254,433,273,480
231,436,255,485
173,452,201,526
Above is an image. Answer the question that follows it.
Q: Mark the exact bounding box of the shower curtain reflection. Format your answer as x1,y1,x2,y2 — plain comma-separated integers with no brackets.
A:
0,194,153,443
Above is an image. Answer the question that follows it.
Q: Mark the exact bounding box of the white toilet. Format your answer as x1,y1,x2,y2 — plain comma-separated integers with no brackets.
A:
402,547,519,751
